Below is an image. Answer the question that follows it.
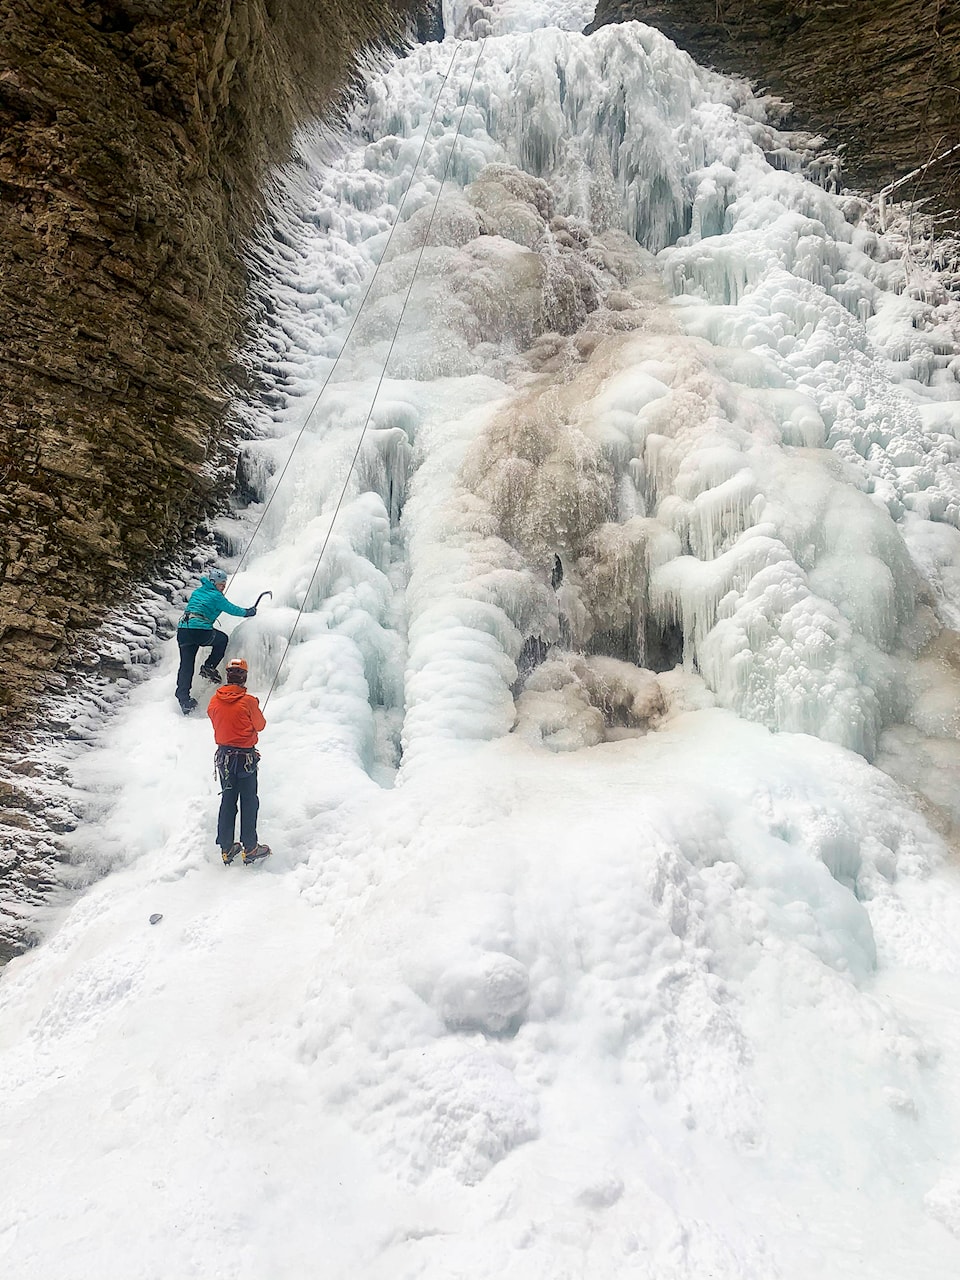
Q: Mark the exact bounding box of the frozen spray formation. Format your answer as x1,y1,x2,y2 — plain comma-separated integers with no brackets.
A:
240,7,960,799
4,3,960,1278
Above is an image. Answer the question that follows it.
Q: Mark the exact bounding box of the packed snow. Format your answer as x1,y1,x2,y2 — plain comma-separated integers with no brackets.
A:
3,2,960,1277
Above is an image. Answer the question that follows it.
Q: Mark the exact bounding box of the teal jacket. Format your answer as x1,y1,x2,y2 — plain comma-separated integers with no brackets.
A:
178,577,248,630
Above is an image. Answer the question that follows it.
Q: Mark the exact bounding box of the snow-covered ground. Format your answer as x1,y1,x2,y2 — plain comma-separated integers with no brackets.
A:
4,2,960,1276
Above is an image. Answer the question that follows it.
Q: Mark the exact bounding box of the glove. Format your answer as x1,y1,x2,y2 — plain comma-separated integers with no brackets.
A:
245,606,257,617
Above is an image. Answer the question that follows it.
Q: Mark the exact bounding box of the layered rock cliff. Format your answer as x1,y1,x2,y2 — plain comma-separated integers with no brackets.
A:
0,0,433,725
588,1,960,224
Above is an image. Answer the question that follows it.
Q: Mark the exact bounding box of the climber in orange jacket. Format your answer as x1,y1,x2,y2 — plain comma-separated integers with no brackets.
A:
207,657,271,866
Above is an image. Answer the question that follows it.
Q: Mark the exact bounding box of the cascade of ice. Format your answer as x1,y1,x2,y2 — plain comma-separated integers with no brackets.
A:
233,7,960,785
4,5,960,1278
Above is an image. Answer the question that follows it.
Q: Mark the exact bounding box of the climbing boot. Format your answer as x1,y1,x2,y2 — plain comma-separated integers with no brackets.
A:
179,697,198,715
199,663,222,683
221,842,242,866
241,844,272,865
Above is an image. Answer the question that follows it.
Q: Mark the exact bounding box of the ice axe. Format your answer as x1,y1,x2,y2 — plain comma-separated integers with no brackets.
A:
252,590,273,610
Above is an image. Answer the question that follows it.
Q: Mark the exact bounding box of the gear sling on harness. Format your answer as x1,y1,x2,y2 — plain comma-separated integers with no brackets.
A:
180,608,216,626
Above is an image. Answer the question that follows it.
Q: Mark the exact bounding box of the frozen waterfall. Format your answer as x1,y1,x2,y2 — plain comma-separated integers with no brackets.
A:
3,3,960,1278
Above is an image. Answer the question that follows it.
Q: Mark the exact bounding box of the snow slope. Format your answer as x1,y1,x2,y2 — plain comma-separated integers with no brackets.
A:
4,2,960,1277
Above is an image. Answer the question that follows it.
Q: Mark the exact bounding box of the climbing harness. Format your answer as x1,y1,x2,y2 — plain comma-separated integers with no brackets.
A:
214,745,260,789
179,608,216,627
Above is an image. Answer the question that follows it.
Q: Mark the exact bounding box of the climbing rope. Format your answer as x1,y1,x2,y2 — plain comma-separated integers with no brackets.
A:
262,38,488,709
228,38,465,583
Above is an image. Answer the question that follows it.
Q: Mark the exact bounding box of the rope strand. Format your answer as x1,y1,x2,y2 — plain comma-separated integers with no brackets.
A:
262,39,488,709
228,40,465,583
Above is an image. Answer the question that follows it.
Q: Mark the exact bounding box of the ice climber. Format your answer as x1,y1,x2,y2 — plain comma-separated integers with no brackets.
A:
207,657,271,865
175,567,257,714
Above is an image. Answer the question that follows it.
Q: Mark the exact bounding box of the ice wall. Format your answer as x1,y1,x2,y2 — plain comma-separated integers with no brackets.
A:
237,15,960,808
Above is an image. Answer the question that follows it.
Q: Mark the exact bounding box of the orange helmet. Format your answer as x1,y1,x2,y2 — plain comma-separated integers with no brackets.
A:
225,658,249,683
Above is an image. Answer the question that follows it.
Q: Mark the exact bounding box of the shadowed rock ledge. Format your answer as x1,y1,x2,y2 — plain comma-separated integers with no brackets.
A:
0,0,437,725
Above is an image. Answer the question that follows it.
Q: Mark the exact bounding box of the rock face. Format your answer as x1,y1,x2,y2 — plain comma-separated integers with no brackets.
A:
0,0,434,723
587,1,960,222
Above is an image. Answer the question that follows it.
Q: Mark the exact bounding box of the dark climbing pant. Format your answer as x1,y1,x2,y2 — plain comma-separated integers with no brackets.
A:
176,627,228,704
215,747,260,852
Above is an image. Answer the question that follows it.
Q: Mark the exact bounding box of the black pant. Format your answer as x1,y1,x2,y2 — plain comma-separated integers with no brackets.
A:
215,747,259,851
176,627,228,703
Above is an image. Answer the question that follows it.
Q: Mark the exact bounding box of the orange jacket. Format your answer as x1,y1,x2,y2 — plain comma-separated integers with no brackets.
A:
207,684,266,748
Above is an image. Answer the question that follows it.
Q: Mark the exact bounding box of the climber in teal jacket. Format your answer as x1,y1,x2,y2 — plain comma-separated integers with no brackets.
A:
175,568,257,714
